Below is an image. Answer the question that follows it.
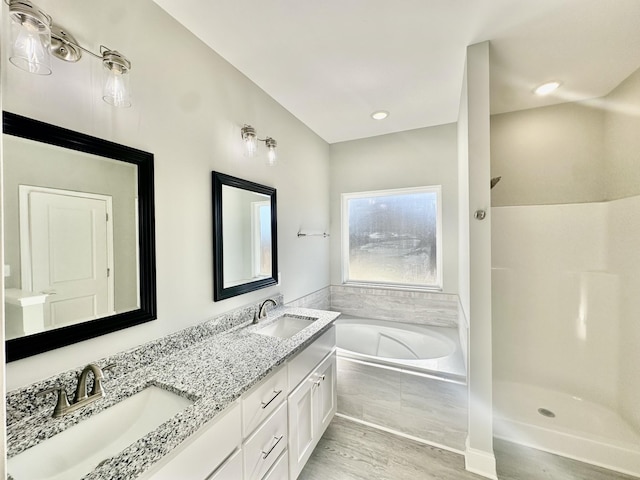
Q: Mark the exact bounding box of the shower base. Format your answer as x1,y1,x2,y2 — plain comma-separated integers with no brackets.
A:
493,381,640,477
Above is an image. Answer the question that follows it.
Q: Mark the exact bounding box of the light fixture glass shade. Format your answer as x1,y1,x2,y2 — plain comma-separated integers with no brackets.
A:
102,50,132,108
8,1,52,75
241,125,258,157
265,137,277,166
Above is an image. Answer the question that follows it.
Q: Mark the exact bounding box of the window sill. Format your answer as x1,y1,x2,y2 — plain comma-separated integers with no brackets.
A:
341,281,444,293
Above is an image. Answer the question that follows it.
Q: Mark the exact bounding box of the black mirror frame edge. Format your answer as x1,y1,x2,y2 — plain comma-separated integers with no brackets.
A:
3,111,157,362
212,171,278,301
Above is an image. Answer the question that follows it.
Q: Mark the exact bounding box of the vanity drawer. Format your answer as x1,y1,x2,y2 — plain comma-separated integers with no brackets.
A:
207,449,242,480
287,326,335,391
243,401,288,480
242,366,287,437
262,450,288,480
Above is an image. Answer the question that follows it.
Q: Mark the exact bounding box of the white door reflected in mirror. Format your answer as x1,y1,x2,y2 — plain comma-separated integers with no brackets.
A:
21,187,114,333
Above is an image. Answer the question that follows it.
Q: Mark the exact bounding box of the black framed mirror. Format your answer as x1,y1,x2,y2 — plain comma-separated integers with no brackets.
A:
3,112,157,361
212,171,278,301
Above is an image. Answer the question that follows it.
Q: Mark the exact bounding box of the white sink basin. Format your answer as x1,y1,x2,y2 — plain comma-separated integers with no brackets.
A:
256,314,316,339
8,385,193,480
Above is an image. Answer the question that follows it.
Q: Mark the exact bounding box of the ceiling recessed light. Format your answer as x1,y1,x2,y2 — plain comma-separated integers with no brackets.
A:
534,81,561,96
371,110,389,120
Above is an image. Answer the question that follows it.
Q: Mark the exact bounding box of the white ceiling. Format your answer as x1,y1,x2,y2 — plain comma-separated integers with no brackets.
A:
153,0,640,144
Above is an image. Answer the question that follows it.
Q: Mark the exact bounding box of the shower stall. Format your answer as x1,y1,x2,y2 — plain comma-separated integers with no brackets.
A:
490,67,640,477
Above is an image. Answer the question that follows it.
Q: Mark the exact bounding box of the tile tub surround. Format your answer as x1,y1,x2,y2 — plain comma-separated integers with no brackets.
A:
337,358,468,451
330,285,458,327
6,302,339,480
286,287,331,310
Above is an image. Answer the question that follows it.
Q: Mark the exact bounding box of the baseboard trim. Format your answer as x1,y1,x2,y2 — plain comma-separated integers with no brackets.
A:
464,436,498,479
336,413,465,455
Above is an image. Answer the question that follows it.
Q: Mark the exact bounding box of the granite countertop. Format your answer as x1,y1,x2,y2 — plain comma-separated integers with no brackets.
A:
5,303,339,480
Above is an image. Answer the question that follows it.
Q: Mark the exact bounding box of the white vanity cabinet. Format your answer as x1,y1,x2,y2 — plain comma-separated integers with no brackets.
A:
142,401,242,480
287,328,337,480
140,325,336,480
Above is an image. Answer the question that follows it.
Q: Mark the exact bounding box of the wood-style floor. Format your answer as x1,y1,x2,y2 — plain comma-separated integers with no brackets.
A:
299,416,638,480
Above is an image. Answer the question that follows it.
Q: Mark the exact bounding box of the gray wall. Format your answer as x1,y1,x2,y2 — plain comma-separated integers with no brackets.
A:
329,124,459,294
491,102,606,206
3,0,331,389
491,65,640,206
604,66,640,200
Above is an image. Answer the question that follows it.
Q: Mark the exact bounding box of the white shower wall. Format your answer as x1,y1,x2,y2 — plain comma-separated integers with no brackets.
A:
609,195,640,432
492,202,622,410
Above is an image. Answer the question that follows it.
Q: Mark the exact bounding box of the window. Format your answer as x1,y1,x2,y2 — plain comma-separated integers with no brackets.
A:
342,186,442,289
251,201,272,278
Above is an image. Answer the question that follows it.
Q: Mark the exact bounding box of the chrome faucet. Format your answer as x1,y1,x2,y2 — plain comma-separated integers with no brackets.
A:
37,363,115,418
254,298,277,323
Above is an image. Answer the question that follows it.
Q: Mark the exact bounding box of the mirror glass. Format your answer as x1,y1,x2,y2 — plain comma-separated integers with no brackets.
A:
213,172,277,300
222,185,272,288
3,112,157,361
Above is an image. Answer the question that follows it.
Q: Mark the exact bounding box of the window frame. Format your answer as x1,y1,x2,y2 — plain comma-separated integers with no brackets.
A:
341,185,443,291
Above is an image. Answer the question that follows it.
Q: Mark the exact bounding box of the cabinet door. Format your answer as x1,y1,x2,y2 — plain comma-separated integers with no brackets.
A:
316,353,337,435
287,377,316,479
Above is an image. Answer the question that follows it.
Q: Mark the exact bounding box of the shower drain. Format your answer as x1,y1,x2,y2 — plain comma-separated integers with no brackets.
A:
538,407,556,418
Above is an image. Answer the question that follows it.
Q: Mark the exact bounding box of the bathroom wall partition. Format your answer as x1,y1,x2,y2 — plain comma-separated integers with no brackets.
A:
490,66,640,476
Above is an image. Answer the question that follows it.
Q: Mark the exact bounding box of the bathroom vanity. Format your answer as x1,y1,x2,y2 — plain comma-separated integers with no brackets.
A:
142,326,336,480
5,304,339,480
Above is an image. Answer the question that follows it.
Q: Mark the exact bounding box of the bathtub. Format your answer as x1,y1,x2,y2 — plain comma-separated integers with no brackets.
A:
335,316,466,380
494,381,640,477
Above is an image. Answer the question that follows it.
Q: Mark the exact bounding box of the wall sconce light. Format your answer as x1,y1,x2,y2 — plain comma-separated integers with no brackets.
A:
6,0,133,107
241,124,278,166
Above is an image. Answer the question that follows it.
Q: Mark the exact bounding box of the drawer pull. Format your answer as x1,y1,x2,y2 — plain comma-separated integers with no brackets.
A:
260,389,283,409
261,435,284,460
320,374,326,381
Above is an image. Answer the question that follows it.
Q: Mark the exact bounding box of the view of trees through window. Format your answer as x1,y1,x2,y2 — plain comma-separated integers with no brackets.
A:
344,187,441,288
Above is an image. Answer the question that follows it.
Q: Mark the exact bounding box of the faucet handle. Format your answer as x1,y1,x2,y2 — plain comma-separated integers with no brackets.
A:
36,386,70,418
36,386,65,397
